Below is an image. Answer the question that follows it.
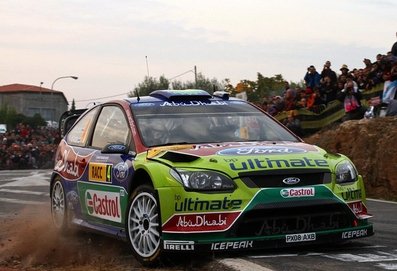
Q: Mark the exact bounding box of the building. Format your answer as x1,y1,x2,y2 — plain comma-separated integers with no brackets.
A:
0,83,68,121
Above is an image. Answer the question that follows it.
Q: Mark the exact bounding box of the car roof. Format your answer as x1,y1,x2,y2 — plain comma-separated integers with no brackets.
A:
121,89,239,105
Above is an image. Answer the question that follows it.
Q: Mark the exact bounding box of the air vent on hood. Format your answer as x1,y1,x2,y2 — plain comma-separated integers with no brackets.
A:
160,151,200,163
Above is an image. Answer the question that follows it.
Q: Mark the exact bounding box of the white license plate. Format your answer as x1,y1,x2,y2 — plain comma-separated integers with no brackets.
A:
285,232,316,243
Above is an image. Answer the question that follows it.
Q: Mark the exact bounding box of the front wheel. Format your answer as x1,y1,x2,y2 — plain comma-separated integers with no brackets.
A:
126,185,162,265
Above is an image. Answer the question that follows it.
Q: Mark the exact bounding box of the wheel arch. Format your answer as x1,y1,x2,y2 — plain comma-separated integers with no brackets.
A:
50,172,61,195
129,168,154,196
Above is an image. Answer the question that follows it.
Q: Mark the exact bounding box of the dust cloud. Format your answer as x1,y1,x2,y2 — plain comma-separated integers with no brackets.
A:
0,204,138,270
0,205,224,271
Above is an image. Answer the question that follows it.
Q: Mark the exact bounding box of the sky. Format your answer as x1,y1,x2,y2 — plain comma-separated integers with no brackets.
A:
1,0,396,108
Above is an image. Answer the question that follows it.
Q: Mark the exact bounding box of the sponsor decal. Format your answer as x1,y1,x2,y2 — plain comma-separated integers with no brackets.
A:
160,100,227,107
282,177,301,185
280,187,315,198
211,241,253,250
348,201,369,217
228,157,329,171
174,197,243,212
341,189,362,201
95,155,109,161
147,145,195,159
286,232,316,243
85,190,121,223
88,163,112,183
342,229,368,239
107,144,127,152
113,162,129,182
218,146,307,156
54,142,94,180
163,240,195,251
162,212,240,233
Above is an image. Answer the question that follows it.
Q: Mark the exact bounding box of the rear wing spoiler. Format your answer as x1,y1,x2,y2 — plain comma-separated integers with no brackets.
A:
59,109,87,138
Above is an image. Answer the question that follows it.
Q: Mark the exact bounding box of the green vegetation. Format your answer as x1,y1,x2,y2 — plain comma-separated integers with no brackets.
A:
130,72,300,104
0,105,46,130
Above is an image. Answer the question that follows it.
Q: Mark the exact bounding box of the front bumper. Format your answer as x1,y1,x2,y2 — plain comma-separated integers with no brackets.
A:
162,224,374,252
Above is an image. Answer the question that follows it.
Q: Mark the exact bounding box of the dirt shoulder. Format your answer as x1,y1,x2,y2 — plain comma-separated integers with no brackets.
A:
304,117,397,201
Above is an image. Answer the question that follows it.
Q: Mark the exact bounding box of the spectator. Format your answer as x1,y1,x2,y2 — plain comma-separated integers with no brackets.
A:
304,65,321,89
363,58,372,74
355,69,368,90
391,32,397,57
302,87,322,112
283,88,297,111
338,79,364,121
260,100,269,113
283,110,302,137
321,61,337,85
319,75,338,104
339,64,352,81
282,81,291,97
382,70,397,106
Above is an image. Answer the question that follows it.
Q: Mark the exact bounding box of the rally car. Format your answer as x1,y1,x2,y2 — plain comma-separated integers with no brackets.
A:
50,89,373,265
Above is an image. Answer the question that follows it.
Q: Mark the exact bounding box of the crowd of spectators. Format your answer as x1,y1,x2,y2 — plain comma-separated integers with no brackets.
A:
0,123,60,170
261,37,397,131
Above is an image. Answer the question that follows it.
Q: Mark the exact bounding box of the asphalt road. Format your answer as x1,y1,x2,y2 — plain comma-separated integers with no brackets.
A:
0,169,396,271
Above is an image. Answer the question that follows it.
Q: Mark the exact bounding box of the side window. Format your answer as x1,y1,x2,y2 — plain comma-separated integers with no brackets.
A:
91,106,130,149
66,107,99,147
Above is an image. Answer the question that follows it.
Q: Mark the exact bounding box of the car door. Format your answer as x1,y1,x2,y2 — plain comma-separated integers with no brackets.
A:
78,104,135,228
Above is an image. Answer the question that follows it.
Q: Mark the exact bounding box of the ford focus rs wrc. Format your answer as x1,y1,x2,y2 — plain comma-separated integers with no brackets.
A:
50,89,373,265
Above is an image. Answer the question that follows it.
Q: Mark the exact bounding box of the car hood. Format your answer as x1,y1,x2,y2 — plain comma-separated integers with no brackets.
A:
146,141,337,176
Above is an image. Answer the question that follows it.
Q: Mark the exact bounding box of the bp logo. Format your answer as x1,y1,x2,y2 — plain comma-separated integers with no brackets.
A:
86,191,94,214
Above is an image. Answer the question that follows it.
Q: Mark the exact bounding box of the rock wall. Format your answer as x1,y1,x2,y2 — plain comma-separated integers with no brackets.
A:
304,117,397,201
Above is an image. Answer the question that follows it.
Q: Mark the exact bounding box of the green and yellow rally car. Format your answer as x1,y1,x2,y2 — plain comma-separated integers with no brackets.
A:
51,89,373,265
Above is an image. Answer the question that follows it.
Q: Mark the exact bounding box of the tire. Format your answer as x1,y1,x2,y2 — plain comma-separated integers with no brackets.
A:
126,185,162,266
50,178,69,231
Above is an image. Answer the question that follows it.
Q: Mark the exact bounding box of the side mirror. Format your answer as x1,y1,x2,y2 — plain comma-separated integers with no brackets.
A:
102,143,129,155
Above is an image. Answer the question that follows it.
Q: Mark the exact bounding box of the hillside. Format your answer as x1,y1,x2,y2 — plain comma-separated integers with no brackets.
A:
304,116,397,201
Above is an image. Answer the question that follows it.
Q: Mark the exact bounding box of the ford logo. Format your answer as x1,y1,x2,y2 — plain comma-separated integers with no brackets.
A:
217,146,306,156
282,177,301,185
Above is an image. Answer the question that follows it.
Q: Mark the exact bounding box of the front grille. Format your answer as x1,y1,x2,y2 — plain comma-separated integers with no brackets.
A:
239,169,331,188
229,200,354,237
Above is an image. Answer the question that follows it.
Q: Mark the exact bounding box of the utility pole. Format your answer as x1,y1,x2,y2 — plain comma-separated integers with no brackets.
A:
194,65,197,88
145,56,150,78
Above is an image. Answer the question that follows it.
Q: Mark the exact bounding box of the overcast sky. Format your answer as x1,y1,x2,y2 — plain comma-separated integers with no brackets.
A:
1,0,396,108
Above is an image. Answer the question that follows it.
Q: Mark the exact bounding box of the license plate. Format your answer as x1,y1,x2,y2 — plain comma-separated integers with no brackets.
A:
285,232,316,243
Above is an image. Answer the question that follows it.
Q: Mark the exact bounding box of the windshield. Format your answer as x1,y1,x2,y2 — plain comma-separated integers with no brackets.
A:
132,100,299,147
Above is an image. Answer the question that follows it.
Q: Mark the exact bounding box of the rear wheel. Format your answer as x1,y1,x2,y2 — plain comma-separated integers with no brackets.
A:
51,179,68,231
126,185,162,265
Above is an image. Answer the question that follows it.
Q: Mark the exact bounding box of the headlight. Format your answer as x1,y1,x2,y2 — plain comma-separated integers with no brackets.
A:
170,169,235,191
335,161,358,184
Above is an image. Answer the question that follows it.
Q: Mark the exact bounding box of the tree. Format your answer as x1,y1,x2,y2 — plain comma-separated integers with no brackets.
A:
171,73,224,94
0,105,46,130
29,113,46,128
129,73,225,97
71,99,76,111
128,75,170,97
256,73,286,99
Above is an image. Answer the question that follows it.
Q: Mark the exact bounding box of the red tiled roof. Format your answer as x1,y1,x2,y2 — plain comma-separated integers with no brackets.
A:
0,83,63,94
